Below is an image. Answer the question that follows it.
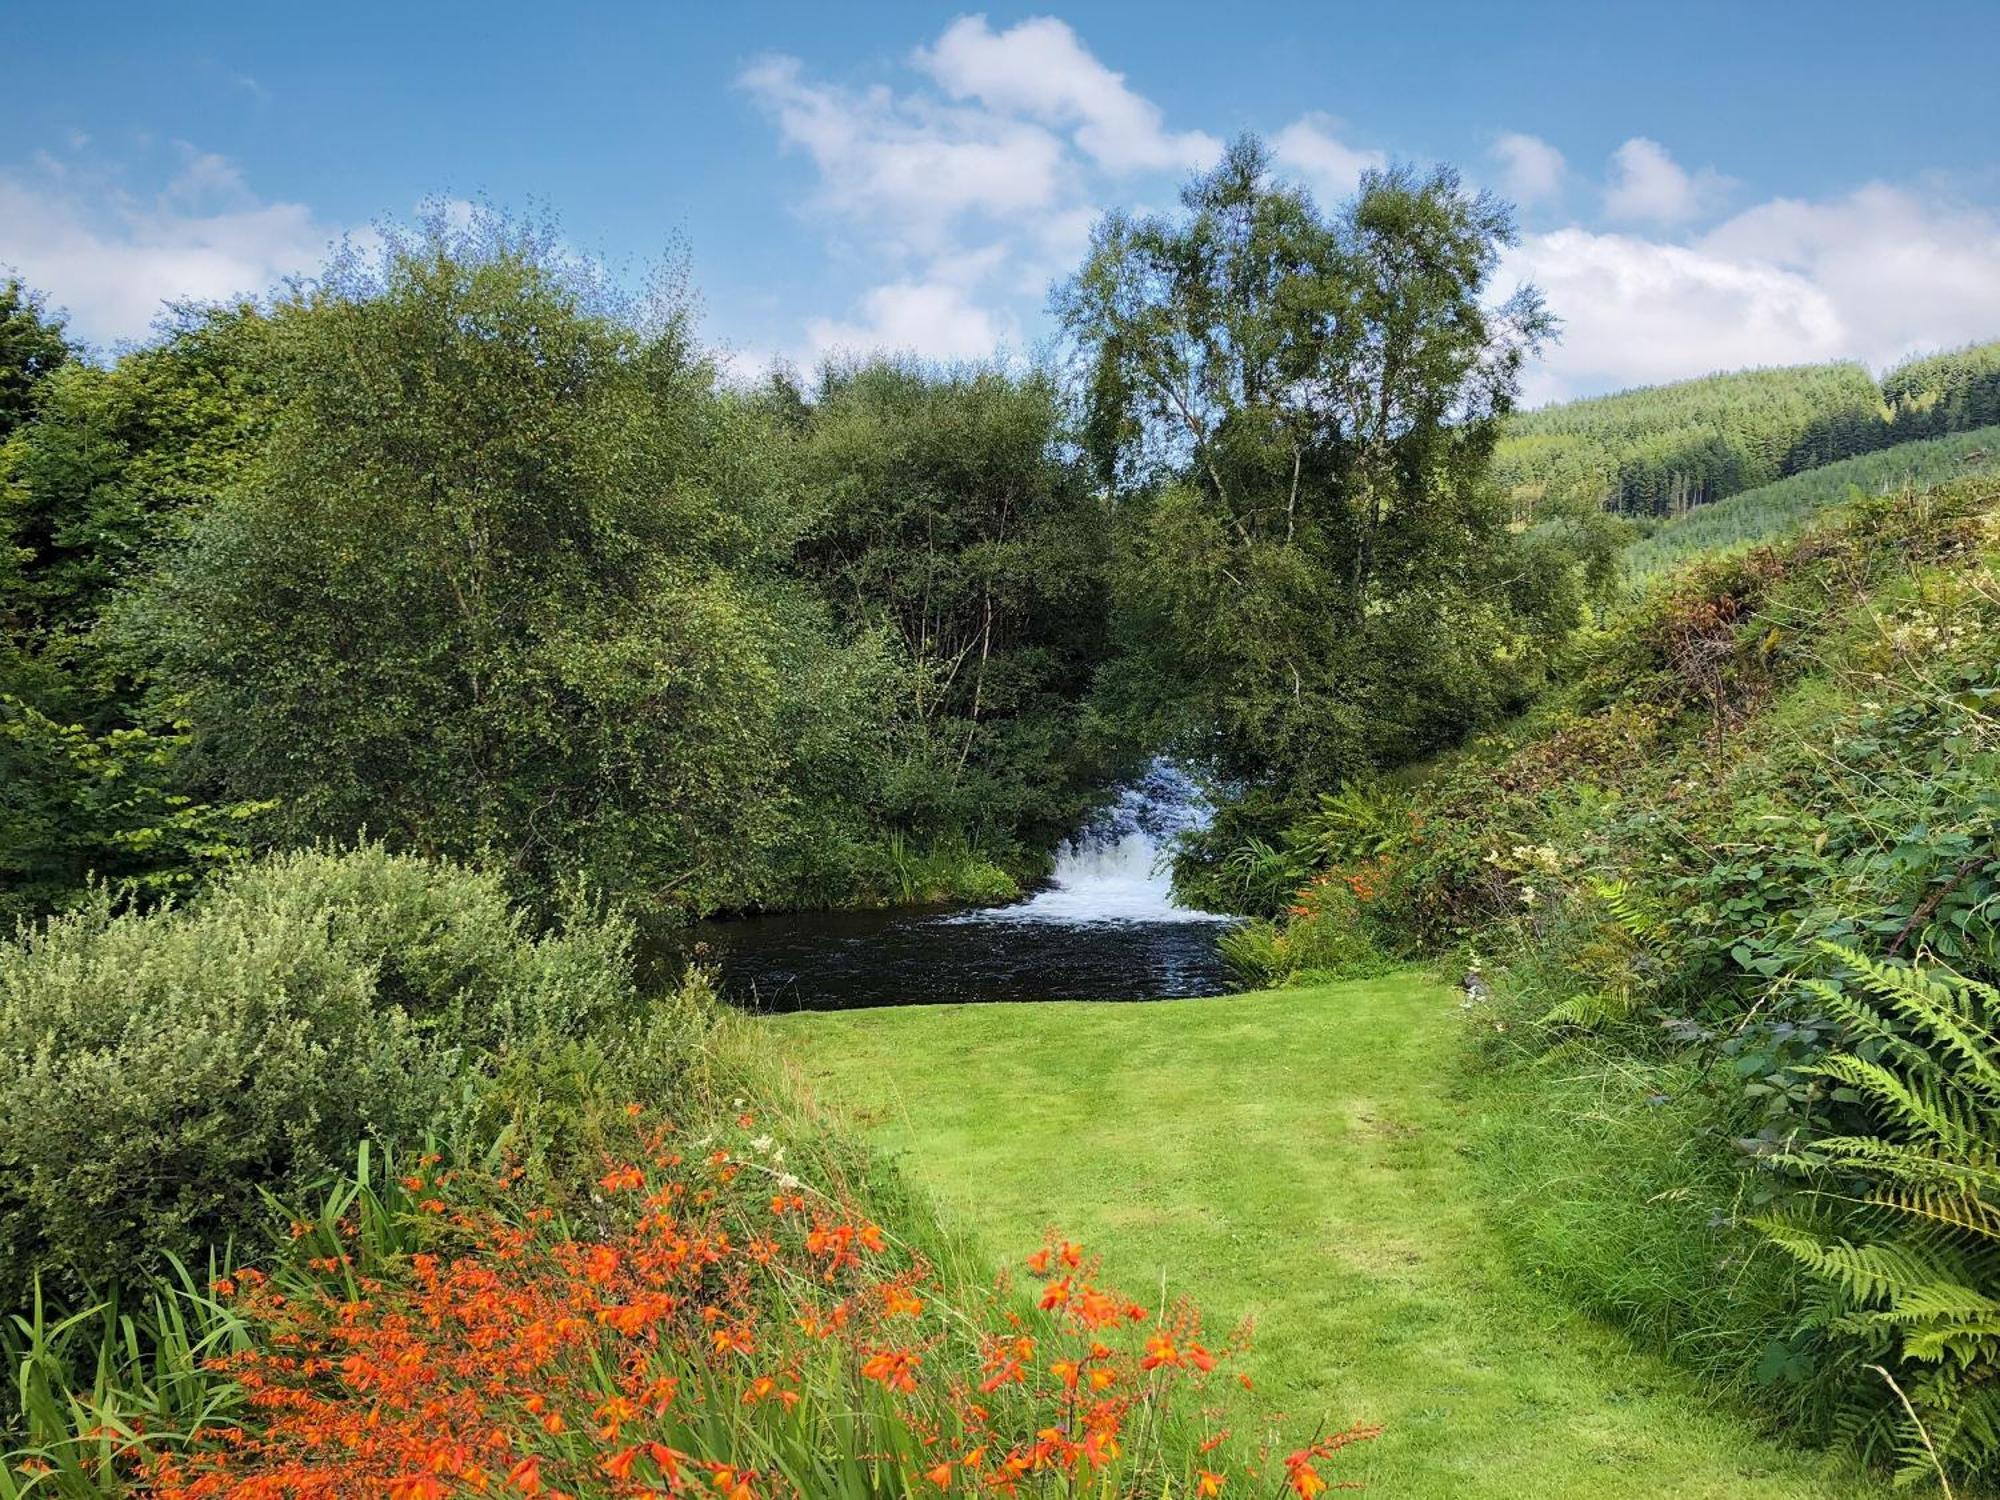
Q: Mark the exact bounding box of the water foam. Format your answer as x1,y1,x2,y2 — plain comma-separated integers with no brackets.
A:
952,761,1231,927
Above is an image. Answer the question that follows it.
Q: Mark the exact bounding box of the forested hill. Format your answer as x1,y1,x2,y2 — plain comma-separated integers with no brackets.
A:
1498,341,2000,517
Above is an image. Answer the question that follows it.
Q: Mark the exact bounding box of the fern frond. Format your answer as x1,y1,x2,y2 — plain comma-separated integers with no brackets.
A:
1754,1220,1960,1304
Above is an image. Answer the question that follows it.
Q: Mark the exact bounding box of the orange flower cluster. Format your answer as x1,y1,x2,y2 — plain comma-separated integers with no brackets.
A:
126,1109,1377,1499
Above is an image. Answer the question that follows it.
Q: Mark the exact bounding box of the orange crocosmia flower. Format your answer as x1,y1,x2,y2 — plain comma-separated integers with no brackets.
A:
1198,1471,1226,1497
1141,1334,1179,1370
1025,1248,1051,1275
600,1447,640,1481
1284,1453,1328,1500
390,1476,450,1500
924,1460,953,1490
582,1244,620,1284
1073,1285,1126,1330
599,1165,645,1193
711,1465,755,1500
647,1443,688,1481
883,1285,924,1318
1058,1241,1082,1269
1051,1359,1080,1389
860,1348,922,1394
1038,1277,1071,1310
505,1455,544,1495
593,1396,636,1439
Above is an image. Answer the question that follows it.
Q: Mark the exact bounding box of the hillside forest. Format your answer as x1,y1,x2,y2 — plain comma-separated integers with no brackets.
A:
4,131,2000,1497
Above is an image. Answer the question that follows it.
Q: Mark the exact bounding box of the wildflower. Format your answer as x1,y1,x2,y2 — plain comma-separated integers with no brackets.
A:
599,1165,645,1193
601,1446,639,1480
925,1460,953,1489
861,1347,922,1394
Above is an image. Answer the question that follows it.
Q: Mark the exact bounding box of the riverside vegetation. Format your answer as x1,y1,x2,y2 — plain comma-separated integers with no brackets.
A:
1,131,1999,1496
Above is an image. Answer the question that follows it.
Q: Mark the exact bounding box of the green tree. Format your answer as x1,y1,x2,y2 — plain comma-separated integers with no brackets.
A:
145,212,873,919
793,357,1122,852
0,278,71,443
0,302,271,921
1059,137,1555,795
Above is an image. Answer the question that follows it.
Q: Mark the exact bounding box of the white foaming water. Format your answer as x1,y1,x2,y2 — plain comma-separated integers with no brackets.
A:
952,761,1231,926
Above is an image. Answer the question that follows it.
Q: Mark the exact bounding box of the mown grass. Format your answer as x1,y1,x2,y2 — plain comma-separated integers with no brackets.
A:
775,974,1887,1499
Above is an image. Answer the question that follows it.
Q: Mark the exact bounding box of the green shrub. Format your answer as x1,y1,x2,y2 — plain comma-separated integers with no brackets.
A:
0,844,656,1304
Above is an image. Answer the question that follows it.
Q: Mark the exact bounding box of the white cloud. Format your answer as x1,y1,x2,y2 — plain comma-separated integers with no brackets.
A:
1271,114,1386,203
740,17,1224,364
738,53,1071,258
0,148,337,348
1503,228,1842,402
913,15,1220,175
1490,131,1565,206
805,279,1020,363
1603,136,1730,224
1700,182,2000,369
1507,181,2000,402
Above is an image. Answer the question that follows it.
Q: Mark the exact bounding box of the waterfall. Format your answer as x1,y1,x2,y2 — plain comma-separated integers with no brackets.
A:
952,760,1230,926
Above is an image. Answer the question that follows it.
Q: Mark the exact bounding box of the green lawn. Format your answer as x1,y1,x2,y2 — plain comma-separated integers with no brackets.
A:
773,973,1885,1499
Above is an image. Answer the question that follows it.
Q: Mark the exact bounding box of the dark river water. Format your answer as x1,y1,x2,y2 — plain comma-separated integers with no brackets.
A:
686,766,1240,1011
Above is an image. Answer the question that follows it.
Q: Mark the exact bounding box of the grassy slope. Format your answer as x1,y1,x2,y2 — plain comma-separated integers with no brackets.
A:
774,976,1883,1499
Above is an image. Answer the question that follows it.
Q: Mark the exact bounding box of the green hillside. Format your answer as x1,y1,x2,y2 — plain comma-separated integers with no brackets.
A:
1499,343,2000,519
1623,422,2000,581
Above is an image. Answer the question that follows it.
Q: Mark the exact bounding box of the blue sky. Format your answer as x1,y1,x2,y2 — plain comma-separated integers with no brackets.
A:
6,1,1999,401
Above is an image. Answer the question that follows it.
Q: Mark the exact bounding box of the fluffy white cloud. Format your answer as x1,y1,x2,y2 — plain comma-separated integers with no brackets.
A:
914,15,1219,175
1271,114,1386,202
804,278,1021,363
1503,228,1841,402
1506,181,2000,402
0,144,337,348
1602,136,1730,224
1701,182,2000,369
740,17,1231,366
1489,131,1565,206
738,53,1070,257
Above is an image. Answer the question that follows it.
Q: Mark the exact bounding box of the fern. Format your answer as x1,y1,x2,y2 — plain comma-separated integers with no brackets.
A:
1758,944,2000,1485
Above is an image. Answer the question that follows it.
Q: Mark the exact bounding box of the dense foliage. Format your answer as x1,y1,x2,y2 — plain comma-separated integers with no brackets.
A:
1882,341,2000,440
789,357,1124,862
1622,422,2000,583
1059,138,1588,809
1497,361,1892,517
0,303,272,923
0,844,666,1305
1219,473,2000,1482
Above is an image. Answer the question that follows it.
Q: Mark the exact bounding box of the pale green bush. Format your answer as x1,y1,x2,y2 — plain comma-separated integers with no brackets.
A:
0,845,649,1302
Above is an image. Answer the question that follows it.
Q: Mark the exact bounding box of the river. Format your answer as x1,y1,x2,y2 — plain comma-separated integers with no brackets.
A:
689,763,1238,1010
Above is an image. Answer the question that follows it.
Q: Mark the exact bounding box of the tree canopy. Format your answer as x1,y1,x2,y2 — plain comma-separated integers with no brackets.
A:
1059,137,1562,794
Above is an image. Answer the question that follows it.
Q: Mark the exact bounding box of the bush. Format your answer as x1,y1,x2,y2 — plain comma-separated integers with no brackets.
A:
0,845,661,1304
